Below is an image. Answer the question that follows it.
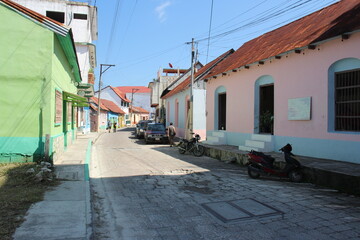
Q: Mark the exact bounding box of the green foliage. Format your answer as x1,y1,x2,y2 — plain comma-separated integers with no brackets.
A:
259,110,274,133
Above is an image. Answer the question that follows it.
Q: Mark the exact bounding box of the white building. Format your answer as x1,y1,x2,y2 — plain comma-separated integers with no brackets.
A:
116,86,151,117
148,68,188,123
13,0,98,133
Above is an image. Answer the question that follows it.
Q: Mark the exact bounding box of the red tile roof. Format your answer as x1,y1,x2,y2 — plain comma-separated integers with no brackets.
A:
116,86,151,94
203,0,360,79
110,86,131,103
91,97,125,114
162,49,234,99
90,97,109,111
130,106,149,114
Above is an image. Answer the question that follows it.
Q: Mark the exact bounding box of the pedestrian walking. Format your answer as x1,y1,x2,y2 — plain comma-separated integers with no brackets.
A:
107,121,111,133
113,122,117,133
168,122,176,147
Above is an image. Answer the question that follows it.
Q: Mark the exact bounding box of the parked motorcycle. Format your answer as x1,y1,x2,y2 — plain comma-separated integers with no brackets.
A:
178,133,205,157
247,143,303,182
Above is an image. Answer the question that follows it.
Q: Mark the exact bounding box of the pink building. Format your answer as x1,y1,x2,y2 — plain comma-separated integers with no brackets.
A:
204,0,360,163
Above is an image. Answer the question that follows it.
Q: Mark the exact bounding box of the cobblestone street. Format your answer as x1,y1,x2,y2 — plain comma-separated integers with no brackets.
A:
90,129,360,240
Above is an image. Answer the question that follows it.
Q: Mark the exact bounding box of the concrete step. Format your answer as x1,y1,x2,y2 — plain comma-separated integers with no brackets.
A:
206,136,226,145
238,145,257,152
212,131,226,138
251,134,273,142
245,140,273,152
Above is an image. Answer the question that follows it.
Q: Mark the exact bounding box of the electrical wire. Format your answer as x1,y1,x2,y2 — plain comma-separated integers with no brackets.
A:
112,43,187,71
115,0,138,58
107,0,338,84
196,0,336,44
105,0,123,62
205,0,214,64
196,0,310,42
204,0,338,48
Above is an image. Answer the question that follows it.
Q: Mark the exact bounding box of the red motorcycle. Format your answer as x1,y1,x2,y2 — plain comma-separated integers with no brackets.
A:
247,144,303,182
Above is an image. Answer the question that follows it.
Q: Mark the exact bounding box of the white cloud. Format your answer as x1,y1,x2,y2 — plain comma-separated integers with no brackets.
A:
155,1,171,22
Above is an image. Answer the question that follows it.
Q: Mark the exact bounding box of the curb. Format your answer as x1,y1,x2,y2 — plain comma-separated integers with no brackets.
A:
85,139,93,240
203,144,360,196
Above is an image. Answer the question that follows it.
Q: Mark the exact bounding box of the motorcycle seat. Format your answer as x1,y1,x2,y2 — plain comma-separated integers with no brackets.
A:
251,150,275,161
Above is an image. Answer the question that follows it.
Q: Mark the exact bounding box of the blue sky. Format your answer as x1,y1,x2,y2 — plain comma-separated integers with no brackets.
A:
88,0,339,89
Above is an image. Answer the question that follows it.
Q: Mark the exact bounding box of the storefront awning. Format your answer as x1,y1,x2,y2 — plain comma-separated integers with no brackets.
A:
63,91,88,107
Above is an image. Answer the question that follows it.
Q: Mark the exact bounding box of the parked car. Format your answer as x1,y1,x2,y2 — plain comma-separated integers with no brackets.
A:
144,123,169,144
135,120,153,138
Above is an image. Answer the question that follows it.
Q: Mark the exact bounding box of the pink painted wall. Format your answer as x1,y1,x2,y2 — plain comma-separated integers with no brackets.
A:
206,33,360,142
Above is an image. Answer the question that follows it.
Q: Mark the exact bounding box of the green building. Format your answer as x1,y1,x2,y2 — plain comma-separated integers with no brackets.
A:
0,0,87,163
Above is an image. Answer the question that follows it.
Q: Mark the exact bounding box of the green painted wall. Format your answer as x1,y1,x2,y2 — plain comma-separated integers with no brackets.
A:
0,5,78,162
51,35,78,137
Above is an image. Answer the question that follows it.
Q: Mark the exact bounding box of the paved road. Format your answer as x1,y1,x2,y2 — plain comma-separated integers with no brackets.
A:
90,128,360,240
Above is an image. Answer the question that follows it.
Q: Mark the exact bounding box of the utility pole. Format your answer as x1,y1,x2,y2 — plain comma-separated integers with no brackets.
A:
186,38,196,139
97,64,115,132
130,88,139,126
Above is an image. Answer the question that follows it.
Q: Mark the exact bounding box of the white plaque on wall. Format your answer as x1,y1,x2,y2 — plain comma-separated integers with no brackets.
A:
288,97,311,120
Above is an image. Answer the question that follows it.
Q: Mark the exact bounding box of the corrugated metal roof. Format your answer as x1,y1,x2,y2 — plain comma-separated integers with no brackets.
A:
1,0,82,83
204,0,360,79
162,49,234,99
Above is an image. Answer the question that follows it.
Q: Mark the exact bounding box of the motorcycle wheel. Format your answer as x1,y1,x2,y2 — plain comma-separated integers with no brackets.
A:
289,169,303,182
178,148,186,154
247,165,260,179
192,145,205,157
178,142,186,154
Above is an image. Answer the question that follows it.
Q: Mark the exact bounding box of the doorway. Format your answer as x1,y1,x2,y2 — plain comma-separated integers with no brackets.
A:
218,93,226,130
259,84,274,134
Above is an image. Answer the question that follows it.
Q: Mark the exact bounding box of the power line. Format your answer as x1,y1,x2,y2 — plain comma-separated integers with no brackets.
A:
205,0,214,64
205,0,338,47
201,0,269,39
105,0,338,81
114,0,138,59
196,0,323,43
105,0,123,62
112,43,186,71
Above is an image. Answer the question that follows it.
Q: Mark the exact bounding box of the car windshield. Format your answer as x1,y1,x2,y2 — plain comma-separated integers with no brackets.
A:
147,124,165,131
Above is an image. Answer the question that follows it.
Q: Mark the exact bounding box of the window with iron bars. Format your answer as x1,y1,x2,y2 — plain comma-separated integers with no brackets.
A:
335,69,360,131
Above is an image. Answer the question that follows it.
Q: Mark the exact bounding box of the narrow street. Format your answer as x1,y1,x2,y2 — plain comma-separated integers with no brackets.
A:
90,128,360,240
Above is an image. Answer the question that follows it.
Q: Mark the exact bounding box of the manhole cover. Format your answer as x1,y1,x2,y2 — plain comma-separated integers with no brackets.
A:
202,198,283,223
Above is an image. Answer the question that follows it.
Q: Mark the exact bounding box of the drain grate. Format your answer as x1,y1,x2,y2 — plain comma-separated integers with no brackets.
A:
202,198,283,223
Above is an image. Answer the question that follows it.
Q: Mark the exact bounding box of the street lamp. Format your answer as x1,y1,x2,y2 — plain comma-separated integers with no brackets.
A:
97,64,115,132
130,88,139,126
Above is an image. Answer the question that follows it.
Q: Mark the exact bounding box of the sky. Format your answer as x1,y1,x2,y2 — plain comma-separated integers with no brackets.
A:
84,0,340,89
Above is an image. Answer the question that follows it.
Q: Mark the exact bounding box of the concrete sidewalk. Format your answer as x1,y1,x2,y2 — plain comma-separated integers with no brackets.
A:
203,143,360,196
13,132,101,240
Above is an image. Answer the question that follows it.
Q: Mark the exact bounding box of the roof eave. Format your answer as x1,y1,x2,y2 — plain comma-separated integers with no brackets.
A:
207,30,360,80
